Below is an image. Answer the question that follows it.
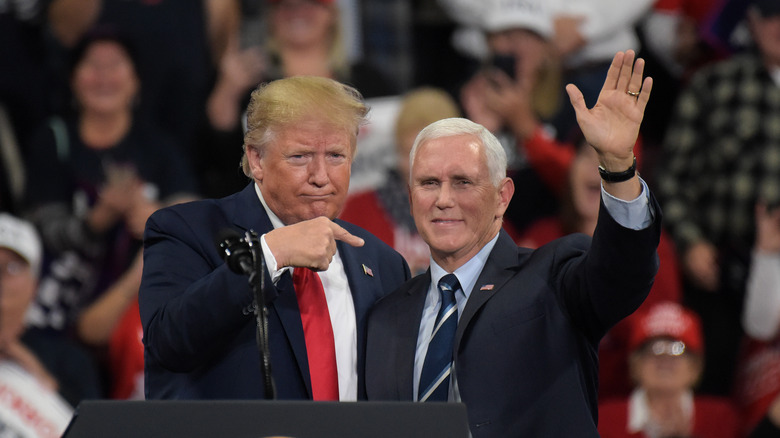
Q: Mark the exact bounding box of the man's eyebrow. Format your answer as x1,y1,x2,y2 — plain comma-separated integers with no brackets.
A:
450,173,472,180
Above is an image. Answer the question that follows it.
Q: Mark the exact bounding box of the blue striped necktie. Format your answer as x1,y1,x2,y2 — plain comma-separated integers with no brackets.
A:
418,273,460,402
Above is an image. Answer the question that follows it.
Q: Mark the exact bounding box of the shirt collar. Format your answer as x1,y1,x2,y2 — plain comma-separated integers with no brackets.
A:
429,232,500,299
254,183,284,230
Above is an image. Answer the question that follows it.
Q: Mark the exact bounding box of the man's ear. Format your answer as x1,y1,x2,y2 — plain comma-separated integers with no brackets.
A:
496,177,515,218
246,146,264,181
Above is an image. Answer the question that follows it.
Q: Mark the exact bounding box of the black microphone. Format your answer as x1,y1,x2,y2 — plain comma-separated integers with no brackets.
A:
216,229,254,275
217,228,275,398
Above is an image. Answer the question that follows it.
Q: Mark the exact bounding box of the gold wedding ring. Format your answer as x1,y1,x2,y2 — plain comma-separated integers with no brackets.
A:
626,90,640,97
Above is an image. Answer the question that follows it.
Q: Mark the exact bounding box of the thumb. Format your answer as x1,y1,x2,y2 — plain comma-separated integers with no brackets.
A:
565,83,587,116
332,222,365,247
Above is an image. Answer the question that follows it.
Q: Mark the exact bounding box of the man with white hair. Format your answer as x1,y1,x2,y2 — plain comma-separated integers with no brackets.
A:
366,50,660,437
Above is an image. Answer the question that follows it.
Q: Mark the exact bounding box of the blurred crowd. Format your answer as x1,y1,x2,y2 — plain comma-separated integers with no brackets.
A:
1,0,780,436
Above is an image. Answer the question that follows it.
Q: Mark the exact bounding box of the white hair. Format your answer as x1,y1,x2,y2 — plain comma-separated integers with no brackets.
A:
409,117,507,187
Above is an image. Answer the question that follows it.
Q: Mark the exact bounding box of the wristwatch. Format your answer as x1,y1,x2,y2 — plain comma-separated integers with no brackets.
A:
598,156,636,183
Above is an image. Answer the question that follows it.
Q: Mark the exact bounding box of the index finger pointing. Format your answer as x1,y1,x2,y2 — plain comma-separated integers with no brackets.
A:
332,222,365,247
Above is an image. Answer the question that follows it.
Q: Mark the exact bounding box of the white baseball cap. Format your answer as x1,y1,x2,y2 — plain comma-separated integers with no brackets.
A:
0,213,42,276
481,0,553,39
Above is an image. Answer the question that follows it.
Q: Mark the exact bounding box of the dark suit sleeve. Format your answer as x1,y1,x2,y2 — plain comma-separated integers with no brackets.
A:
139,206,256,373
555,193,662,342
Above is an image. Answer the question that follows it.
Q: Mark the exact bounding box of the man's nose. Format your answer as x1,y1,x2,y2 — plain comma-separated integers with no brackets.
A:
434,183,455,208
308,155,329,186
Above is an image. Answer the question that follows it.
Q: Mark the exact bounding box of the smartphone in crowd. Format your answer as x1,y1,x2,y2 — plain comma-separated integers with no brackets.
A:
486,54,517,80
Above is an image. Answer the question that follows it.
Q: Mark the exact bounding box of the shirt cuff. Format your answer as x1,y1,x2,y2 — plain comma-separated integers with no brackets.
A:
260,233,292,283
601,177,654,230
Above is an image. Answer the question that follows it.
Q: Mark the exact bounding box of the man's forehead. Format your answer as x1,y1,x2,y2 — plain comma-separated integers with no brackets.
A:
416,138,485,167
418,134,481,153
413,158,487,182
271,125,354,147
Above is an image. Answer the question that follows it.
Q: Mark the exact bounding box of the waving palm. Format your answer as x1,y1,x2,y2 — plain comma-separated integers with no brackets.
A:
566,50,653,168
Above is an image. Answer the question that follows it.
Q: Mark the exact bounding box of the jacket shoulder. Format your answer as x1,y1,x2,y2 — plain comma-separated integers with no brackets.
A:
337,219,402,257
373,273,428,309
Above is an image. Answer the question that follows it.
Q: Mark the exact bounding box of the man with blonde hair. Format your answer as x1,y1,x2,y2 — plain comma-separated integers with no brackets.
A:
140,76,410,400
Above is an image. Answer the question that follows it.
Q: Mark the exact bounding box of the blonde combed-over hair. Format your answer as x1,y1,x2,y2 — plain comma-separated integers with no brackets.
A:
241,75,369,177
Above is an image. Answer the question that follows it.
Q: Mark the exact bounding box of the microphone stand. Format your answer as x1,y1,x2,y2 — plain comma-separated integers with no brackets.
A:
244,230,277,400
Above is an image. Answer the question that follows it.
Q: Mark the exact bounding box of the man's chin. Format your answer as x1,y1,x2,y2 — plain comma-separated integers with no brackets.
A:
301,207,339,222
428,238,465,257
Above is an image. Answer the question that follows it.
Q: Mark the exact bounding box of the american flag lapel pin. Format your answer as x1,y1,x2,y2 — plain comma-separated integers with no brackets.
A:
362,264,374,277
480,284,494,291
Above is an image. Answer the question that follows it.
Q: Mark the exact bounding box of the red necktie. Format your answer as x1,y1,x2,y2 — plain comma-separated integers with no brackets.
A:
292,267,339,400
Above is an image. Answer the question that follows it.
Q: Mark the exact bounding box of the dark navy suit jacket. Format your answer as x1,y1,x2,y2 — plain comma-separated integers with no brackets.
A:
365,196,662,437
140,184,410,399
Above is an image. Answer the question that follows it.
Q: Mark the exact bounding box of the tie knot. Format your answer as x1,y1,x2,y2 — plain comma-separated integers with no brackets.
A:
438,274,460,300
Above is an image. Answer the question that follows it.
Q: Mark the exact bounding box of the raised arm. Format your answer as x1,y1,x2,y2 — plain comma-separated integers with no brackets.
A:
566,50,652,201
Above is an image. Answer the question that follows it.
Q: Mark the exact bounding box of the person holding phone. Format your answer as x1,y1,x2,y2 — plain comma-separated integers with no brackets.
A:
458,0,575,233
199,0,398,199
21,27,199,402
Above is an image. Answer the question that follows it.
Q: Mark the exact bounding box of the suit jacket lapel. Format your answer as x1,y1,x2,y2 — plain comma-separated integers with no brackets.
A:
337,239,372,385
395,273,430,399
337,240,374,326
455,230,519,348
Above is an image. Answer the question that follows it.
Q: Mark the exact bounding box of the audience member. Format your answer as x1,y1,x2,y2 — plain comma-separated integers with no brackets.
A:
518,140,683,399
746,394,780,437
103,293,144,400
0,213,74,437
339,87,461,274
636,0,741,183
140,76,410,400
733,201,780,436
1,1,72,215
0,0,53,156
366,50,658,437
21,27,198,349
455,0,566,233
549,0,656,138
655,0,780,396
76,249,145,399
640,0,725,81
360,0,415,92
598,301,741,438
199,0,397,199
47,0,239,155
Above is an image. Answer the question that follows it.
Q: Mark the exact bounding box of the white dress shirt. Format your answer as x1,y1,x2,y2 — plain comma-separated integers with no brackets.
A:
254,184,358,401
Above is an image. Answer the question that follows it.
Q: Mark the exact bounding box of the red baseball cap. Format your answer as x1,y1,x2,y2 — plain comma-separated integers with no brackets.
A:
628,302,704,355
